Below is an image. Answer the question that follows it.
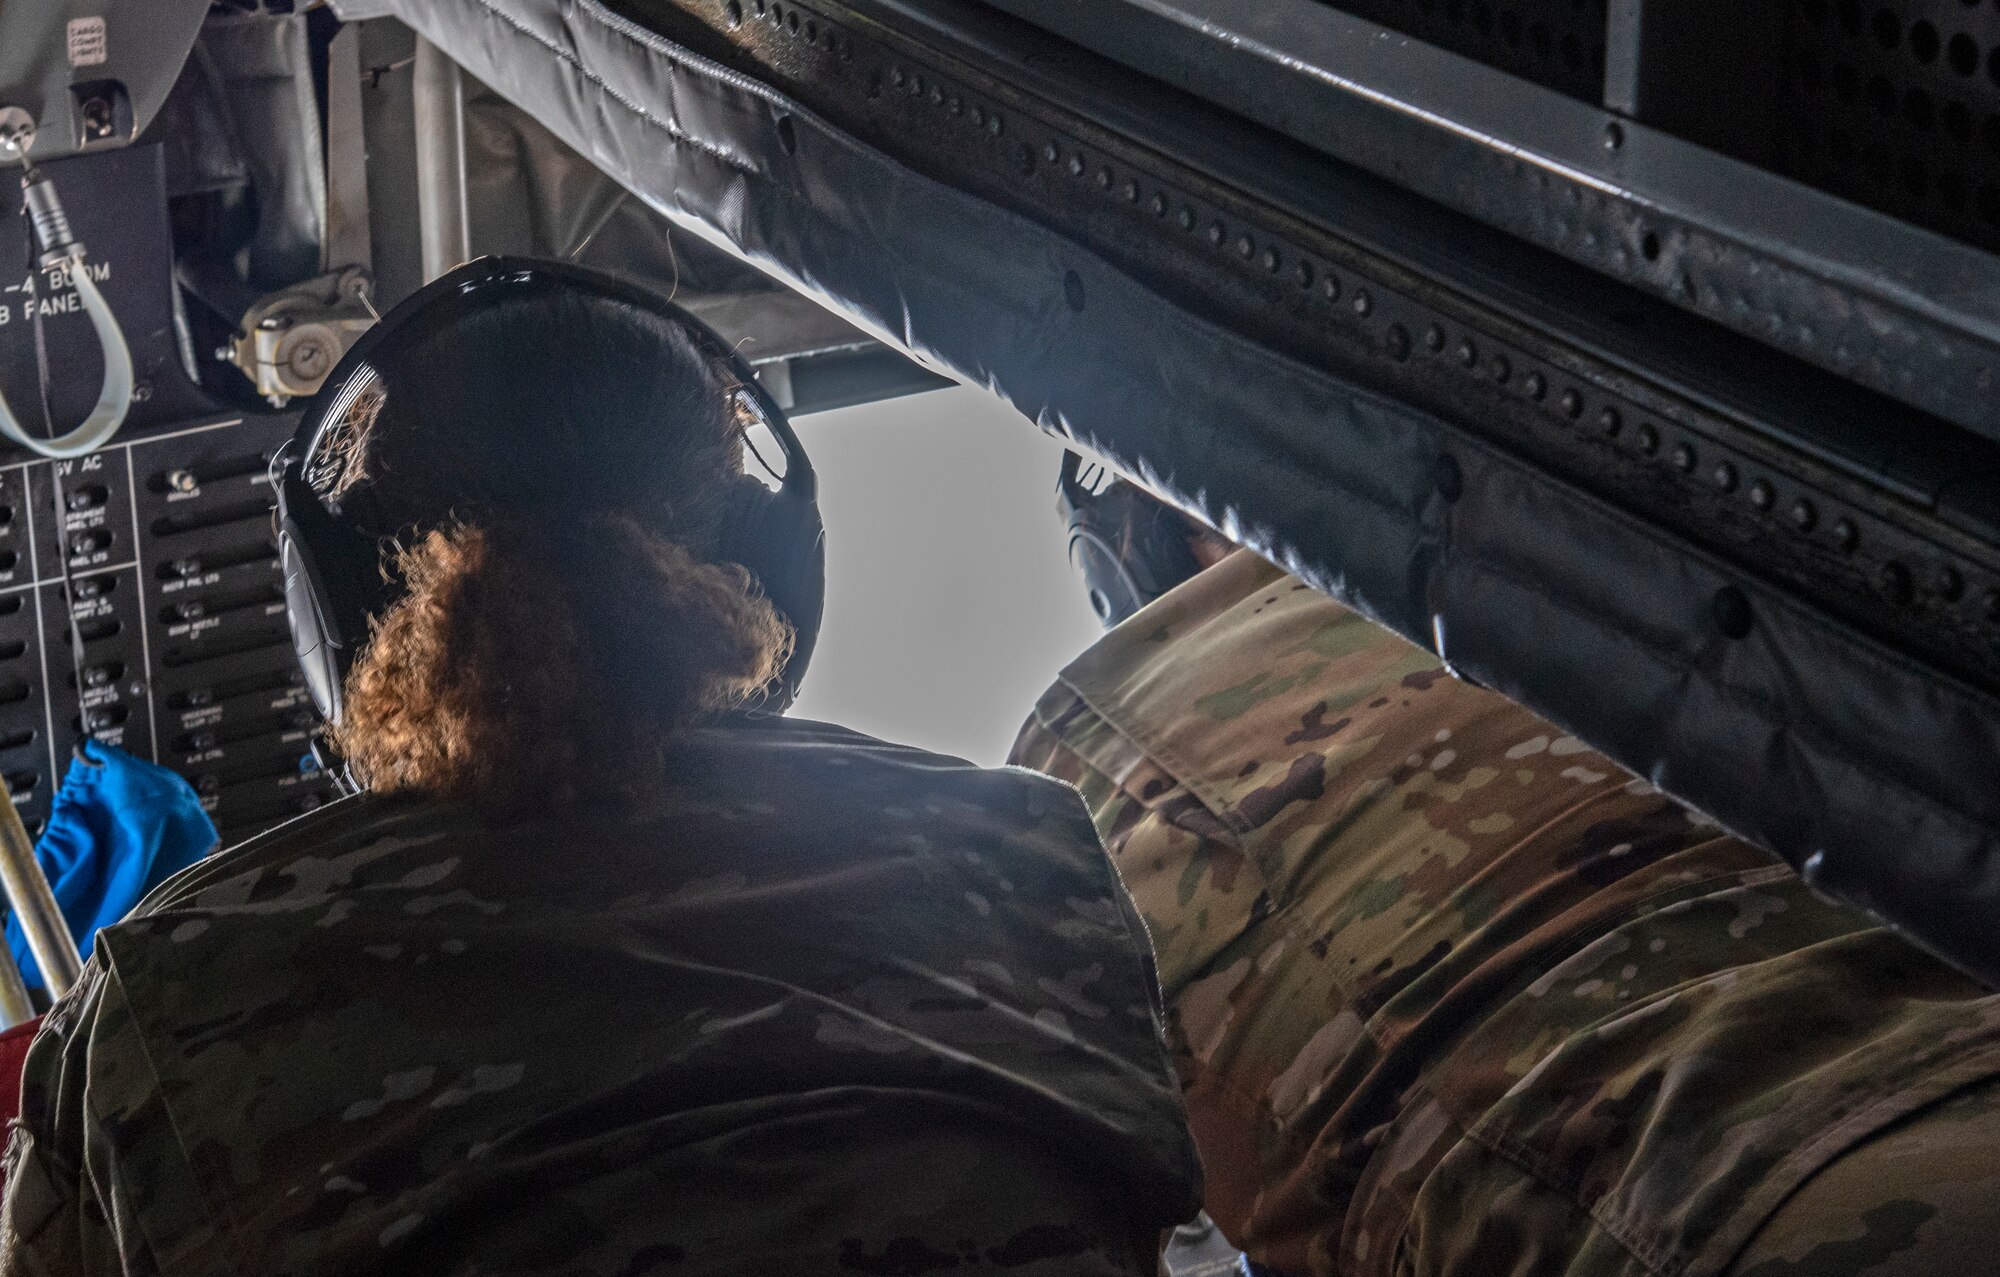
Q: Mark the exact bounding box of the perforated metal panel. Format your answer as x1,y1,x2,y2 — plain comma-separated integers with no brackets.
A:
1772,0,2000,252
1320,0,1607,100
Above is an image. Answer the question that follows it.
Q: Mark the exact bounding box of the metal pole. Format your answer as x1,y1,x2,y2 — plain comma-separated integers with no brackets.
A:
324,25,374,275
0,951,33,1028
412,36,470,283
0,780,79,997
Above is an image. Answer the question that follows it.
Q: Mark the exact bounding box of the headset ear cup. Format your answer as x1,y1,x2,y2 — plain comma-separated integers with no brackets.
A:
280,525,345,724
277,464,391,725
766,488,825,696
717,475,824,703
1059,463,1204,628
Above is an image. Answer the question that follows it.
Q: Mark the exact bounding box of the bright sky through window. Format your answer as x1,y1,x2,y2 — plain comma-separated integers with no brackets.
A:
784,386,1106,766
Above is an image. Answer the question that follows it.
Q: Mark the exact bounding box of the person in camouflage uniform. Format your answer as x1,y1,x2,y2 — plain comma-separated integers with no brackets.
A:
0,264,1201,1275
1012,546,2000,1277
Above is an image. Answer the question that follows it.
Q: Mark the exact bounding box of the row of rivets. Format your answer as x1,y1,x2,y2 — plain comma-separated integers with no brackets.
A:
806,8,1997,649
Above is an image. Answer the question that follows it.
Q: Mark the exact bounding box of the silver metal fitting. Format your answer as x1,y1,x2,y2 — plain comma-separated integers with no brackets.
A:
21,173,83,264
227,267,378,405
0,107,34,166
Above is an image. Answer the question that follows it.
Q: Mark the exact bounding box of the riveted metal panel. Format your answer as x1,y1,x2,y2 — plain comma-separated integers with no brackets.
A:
983,0,2000,442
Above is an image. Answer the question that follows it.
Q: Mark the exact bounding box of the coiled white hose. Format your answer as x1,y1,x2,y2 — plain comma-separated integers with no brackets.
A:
0,249,134,459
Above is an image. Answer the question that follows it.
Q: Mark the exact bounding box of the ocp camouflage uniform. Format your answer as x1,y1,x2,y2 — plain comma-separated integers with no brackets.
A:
0,716,1200,1275
1010,549,2000,1277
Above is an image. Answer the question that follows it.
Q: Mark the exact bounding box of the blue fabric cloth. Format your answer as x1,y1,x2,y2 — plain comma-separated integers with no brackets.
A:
7,741,218,990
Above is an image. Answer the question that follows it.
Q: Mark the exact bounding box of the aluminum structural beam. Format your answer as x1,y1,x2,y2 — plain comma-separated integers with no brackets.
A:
980,0,2000,443
412,35,471,283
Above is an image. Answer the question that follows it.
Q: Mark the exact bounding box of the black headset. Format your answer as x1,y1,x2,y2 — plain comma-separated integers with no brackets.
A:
274,257,825,730
1057,451,1202,628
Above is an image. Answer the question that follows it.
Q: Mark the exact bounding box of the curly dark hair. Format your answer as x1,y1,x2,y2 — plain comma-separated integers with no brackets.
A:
319,284,795,805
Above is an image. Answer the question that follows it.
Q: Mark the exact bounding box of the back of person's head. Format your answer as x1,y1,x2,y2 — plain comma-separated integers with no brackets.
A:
316,283,793,806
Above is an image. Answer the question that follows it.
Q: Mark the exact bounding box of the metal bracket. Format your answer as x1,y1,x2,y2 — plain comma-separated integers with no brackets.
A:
227,267,377,406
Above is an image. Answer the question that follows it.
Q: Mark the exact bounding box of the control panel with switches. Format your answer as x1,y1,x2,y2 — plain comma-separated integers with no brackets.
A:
0,410,336,845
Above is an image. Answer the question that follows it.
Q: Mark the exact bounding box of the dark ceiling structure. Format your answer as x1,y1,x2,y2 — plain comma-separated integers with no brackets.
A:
382,0,2000,984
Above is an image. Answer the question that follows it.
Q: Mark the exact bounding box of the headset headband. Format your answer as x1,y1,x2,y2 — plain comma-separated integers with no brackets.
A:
290,257,815,503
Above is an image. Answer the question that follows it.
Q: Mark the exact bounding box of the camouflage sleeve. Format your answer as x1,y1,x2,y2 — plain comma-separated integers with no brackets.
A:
1011,550,2000,1277
2,958,226,1277
2,960,121,1276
